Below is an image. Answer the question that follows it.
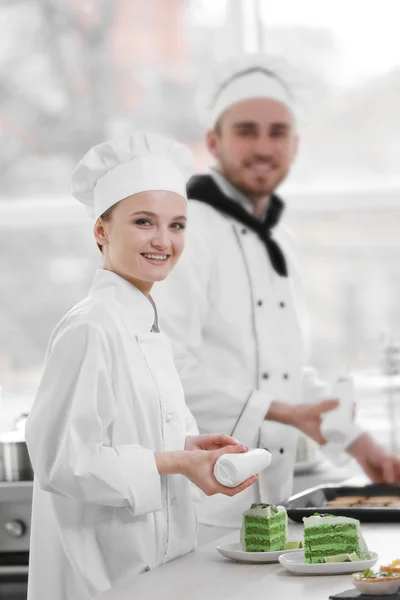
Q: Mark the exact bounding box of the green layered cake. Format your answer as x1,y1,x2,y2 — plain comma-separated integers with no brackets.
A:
241,504,287,552
303,513,370,564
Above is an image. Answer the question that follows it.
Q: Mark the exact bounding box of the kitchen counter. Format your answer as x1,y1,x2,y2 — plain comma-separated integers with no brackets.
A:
95,521,400,600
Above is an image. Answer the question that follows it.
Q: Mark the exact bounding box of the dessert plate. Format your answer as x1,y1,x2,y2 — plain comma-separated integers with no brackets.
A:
216,542,299,563
278,550,378,575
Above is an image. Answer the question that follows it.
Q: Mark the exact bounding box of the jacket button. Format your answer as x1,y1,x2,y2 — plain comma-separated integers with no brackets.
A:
279,448,284,454
257,300,263,307
242,228,247,235
283,373,289,380
262,372,269,380
279,301,285,308
166,413,173,423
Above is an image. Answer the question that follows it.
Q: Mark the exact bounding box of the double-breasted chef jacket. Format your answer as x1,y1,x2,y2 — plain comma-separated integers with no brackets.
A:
25,268,199,600
153,170,315,528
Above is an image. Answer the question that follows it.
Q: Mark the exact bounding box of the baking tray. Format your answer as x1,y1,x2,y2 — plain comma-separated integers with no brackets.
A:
284,483,400,522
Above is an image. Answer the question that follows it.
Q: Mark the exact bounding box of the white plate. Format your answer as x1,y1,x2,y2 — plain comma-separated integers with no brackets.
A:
294,457,322,474
216,542,299,563
279,550,378,575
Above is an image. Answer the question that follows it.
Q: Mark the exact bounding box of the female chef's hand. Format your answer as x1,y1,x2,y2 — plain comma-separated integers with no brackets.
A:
184,433,248,452
182,445,258,497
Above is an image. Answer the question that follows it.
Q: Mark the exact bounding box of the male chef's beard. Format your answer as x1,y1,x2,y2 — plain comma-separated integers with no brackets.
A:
221,159,291,206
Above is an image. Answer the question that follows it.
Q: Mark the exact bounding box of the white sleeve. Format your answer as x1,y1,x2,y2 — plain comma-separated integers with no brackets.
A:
153,207,269,448
25,321,162,516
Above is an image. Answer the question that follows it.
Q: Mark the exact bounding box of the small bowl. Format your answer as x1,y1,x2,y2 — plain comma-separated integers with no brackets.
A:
352,573,400,596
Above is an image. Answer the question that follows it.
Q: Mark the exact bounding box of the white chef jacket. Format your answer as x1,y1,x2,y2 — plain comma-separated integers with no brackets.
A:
25,269,199,600
153,171,362,529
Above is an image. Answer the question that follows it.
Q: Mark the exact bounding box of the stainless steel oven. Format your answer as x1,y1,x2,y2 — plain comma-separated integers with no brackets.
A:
0,482,32,600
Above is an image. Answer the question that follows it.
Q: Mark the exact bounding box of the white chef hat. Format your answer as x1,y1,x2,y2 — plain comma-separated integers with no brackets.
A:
196,54,306,129
71,131,194,220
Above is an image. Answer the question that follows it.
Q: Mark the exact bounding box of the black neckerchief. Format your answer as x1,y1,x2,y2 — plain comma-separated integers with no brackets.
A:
187,174,288,277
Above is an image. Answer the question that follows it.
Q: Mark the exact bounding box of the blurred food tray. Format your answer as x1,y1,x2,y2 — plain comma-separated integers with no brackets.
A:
284,483,400,522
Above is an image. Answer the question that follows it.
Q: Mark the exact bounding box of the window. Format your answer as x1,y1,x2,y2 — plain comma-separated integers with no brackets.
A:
2,0,399,452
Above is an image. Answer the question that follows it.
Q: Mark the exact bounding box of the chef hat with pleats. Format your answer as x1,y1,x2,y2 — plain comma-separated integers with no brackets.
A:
71,131,194,220
196,54,307,129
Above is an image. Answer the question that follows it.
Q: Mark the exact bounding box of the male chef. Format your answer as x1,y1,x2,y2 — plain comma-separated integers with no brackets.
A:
153,55,400,537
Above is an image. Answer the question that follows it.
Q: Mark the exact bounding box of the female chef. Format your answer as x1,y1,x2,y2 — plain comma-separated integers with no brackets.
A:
25,131,257,600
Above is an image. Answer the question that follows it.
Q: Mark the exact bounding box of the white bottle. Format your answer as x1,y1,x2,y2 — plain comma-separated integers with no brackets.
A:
320,375,354,443
213,448,272,488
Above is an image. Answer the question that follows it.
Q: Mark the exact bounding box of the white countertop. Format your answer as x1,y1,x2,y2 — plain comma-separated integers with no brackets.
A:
95,521,400,600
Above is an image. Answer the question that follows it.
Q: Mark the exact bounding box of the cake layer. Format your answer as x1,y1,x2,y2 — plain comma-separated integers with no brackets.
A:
305,524,358,535
245,515,286,526
306,539,358,548
305,531,359,544
245,538,286,551
244,519,286,534
245,532,286,543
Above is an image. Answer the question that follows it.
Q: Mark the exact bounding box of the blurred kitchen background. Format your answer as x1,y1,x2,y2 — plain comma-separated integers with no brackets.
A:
1,0,400,454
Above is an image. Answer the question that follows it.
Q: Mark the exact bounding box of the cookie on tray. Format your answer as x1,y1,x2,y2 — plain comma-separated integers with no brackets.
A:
367,496,400,505
362,496,398,506
325,496,366,507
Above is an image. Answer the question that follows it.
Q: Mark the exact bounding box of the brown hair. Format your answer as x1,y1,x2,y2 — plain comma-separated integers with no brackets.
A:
214,118,222,137
96,204,117,253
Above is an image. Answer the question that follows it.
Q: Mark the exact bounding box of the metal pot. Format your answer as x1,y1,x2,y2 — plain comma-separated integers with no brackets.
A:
0,430,33,482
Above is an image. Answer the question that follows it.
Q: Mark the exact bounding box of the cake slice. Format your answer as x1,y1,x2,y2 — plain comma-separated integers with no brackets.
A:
303,513,370,564
241,503,287,552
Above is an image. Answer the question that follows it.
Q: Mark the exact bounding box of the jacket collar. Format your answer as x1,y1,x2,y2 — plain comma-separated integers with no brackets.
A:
187,175,288,277
209,167,270,221
89,268,157,334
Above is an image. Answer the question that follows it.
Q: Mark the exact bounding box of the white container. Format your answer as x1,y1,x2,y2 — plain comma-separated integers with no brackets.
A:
213,448,272,488
352,574,400,596
320,376,354,443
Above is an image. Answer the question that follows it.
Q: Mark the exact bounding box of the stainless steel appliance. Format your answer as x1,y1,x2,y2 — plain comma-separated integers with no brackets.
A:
0,481,32,599
0,432,33,484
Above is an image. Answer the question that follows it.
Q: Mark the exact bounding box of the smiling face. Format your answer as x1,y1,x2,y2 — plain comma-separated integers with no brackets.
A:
207,97,299,213
94,191,187,295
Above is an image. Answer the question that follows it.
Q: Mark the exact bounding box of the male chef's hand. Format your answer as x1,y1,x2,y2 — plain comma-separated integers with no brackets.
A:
288,399,339,445
185,433,248,452
347,432,400,483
